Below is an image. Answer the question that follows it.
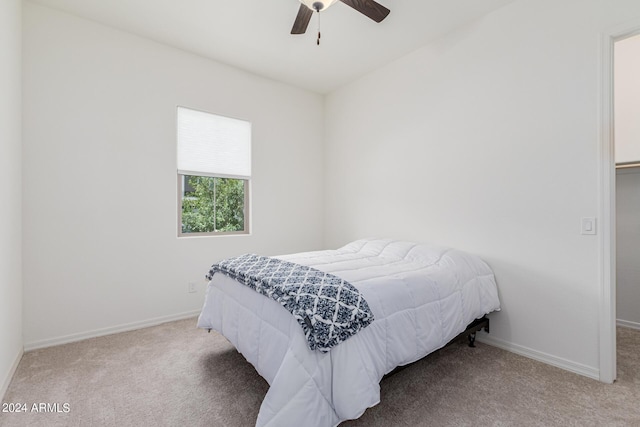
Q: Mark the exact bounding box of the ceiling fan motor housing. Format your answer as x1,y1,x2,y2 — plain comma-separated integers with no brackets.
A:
299,0,339,12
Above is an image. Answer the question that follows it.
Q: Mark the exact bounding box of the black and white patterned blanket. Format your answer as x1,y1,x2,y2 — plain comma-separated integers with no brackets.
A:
206,254,374,352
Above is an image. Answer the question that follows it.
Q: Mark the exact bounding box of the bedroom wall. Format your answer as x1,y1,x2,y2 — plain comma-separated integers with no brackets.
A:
324,0,640,379
22,3,325,348
0,0,23,399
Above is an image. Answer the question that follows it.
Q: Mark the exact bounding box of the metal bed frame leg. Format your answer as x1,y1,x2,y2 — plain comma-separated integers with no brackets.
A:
468,332,476,347
467,318,489,347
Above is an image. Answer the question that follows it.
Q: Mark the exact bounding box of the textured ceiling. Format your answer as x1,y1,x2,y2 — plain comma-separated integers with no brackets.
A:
29,0,515,93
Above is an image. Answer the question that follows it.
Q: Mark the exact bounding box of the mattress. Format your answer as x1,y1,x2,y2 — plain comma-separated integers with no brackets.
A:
197,238,501,426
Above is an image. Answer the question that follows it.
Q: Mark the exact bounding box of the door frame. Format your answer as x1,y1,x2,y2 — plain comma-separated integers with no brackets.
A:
599,21,640,384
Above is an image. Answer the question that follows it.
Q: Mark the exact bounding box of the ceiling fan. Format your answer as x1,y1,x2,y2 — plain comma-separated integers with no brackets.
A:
291,0,390,44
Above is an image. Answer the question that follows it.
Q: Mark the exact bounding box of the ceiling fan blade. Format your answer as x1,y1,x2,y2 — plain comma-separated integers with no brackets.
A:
339,0,390,23
291,4,313,34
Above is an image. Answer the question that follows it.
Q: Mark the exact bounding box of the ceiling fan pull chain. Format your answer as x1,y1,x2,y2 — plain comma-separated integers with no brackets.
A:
317,10,321,45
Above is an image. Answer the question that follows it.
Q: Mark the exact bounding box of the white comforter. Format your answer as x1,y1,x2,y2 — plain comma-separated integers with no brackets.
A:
197,239,500,427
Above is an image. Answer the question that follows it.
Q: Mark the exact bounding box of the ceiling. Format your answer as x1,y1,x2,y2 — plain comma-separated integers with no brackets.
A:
29,0,515,93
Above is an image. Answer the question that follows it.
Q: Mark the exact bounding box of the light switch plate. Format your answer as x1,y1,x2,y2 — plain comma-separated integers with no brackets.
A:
581,217,596,235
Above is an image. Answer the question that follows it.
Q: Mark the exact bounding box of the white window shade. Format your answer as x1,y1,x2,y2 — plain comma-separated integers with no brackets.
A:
177,107,251,178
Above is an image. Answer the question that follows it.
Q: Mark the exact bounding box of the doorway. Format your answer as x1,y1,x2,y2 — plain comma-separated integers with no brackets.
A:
600,24,640,384
614,35,640,332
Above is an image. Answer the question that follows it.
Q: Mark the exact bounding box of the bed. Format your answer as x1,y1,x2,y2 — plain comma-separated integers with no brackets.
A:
197,238,501,427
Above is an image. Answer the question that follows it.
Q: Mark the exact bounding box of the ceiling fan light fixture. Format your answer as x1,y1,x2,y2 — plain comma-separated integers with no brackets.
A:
299,0,339,12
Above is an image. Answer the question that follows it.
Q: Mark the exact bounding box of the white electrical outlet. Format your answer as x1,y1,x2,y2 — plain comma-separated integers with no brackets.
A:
188,282,197,293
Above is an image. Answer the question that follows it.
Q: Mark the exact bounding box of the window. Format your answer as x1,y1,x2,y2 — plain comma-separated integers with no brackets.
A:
177,106,251,236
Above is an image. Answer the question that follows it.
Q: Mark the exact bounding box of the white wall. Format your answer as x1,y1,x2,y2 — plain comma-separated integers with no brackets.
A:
615,34,640,164
0,0,23,400
616,169,640,327
22,3,325,348
325,0,640,378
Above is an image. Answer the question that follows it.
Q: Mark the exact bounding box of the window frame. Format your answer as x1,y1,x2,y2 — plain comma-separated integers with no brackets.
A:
177,172,251,237
176,106,252,238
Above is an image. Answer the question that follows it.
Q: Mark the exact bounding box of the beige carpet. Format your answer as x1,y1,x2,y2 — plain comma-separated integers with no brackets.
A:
1,319,640,427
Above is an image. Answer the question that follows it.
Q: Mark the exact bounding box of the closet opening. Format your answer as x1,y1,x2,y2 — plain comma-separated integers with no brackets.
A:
600,25,640,384
613,33,640,379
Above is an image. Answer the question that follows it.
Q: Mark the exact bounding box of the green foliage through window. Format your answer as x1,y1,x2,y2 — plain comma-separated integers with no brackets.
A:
181,175,246,233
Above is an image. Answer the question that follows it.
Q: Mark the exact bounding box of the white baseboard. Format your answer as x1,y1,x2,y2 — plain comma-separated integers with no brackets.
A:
24,310,201,352
617,319,640,330
1,348,24,402
477,334,600,381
